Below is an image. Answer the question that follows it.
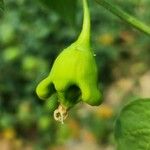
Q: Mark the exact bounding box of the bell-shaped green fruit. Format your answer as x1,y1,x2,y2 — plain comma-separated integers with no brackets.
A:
36,0,102,109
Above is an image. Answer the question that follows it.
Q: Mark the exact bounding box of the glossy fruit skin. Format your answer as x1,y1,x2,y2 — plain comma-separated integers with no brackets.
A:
36,0,102,109
36,42,102,108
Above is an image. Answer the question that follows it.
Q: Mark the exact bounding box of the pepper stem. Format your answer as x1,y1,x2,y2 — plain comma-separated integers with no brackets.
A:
77,0,91,48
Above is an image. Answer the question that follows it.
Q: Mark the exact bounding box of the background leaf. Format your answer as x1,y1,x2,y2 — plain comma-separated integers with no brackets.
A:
38,0,77,25
0,0,4,12
115,98,150,150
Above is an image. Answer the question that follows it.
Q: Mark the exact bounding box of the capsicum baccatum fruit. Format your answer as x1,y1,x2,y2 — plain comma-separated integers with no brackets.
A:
36,0,102,123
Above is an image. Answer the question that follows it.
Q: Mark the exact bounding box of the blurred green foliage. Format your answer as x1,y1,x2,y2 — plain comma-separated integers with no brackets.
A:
38,0,77,25
0,0,4,18
0,0,149,149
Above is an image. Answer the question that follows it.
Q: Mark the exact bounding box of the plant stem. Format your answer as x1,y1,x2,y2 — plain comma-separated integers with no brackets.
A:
95,0,150,36
77,0,91,48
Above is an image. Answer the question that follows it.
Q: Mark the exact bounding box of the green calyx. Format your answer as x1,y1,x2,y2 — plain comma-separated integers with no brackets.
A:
36,0,102,122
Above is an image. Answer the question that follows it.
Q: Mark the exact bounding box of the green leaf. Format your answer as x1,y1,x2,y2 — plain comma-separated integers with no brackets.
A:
115,98,150,150
39,0,77,25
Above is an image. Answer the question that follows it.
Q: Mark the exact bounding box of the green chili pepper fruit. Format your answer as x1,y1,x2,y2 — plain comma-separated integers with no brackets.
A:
36,0,102,109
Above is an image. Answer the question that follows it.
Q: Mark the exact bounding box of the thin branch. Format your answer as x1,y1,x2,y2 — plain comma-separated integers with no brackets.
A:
95,0,150,36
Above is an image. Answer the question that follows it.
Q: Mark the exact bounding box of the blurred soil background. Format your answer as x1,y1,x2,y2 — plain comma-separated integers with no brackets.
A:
0,0,150,149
